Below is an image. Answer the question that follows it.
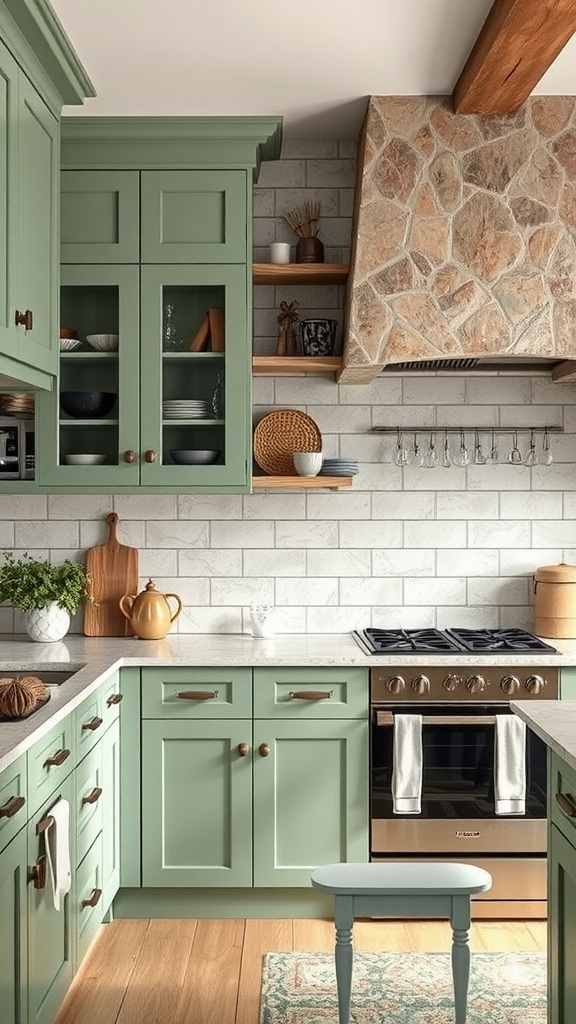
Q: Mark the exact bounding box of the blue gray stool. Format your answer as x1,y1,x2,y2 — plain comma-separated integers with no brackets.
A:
310,861,492,1024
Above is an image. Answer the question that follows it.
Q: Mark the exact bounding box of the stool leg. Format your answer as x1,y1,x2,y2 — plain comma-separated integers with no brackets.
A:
450,896,471,1024
334,895,354,1024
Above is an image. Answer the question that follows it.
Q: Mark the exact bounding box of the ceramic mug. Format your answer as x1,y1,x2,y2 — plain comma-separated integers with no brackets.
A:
299,319,337,357
293,451,323,476
269,242,291,264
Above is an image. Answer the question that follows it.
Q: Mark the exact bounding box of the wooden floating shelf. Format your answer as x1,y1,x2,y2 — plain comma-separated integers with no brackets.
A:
252,263,349,286
252,475,352,489
252,356,342,375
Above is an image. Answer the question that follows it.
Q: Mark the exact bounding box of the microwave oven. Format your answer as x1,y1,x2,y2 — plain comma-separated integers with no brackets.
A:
0,417,34,479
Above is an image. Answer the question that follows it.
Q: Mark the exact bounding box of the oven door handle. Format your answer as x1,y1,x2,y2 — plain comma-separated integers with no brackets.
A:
374,711,497,726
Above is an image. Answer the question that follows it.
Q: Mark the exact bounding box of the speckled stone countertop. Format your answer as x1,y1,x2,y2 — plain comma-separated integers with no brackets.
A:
1,631,575,774
511,699,576,775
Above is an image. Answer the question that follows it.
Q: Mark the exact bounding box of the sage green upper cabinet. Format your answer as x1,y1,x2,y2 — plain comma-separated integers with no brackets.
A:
49,116,282,494
61,171,140,264
141,170,247,263
0,0,94,390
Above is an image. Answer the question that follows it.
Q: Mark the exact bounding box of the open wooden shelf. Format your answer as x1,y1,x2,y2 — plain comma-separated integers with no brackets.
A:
252,475,352,489
252,263,349,285
252,355,342,375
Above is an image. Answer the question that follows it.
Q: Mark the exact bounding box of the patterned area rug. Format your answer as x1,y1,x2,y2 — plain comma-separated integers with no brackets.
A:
260,950,547,1023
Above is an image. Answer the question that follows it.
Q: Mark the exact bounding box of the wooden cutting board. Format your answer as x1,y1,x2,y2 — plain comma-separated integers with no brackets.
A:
84,513,139,636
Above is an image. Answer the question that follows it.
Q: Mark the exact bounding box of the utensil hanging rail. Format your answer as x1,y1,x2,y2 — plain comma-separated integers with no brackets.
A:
370,425,563,433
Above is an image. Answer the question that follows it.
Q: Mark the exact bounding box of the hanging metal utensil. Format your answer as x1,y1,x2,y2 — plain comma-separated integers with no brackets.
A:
474,428,486,465
524,429,538,467
442,430,451,468
490,428,499,462
542,427,554,466
508,430,522,465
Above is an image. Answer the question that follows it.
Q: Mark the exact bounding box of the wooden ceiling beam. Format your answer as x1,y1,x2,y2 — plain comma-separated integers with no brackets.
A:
453,0,576,114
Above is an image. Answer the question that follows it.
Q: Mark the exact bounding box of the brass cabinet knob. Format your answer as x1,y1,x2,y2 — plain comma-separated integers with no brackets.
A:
258,743,270,758
145,450,157,463
124,450,136,464
15,309,33,330
237,743,249,757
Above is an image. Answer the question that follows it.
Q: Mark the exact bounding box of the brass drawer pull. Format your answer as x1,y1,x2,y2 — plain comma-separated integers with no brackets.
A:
237,743,249,757
289,690,334,700
145,449,157,463
82,787,102,806
259,743,270,757
556,792,576,818
176,690,219,700
82,887,102,909
124,450,136,464
43,748,70,768
0,794,25,819
28,855,46,889
82,716,103,732
106,693,123,705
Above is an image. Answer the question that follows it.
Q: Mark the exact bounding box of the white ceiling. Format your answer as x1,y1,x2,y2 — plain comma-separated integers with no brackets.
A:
52,0,576,140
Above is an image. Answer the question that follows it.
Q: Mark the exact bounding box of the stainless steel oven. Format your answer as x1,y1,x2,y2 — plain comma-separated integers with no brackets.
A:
369,651,559,919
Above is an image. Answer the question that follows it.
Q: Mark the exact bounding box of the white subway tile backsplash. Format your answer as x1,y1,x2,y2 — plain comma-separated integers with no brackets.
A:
468,520,531,548
404,577,466,606
373,549,436,576
340,576,403,606
6,148,576,637
307,549,371,577
339,521,403,548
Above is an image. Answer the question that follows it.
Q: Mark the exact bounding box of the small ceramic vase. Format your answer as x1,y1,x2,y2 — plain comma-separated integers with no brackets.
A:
25,602,70,643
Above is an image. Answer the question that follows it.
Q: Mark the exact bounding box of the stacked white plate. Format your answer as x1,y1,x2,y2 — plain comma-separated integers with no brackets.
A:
319,458,359,476
163,400,210,419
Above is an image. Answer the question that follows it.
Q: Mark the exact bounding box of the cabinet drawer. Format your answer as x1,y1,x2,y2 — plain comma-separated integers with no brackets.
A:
141,667,252,718
0,754,27,854
75,690,107,761
100,671,123,729
75,744,103,867
75,833,104,965
253,668,369,719
550,750,576,846
61,170,140,263
27,717,75,815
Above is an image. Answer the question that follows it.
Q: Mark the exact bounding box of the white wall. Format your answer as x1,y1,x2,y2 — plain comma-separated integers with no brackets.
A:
1,141,575,636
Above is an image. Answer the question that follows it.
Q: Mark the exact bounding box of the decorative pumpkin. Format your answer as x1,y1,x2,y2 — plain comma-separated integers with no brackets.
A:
0,675,44,718
18,675,48,701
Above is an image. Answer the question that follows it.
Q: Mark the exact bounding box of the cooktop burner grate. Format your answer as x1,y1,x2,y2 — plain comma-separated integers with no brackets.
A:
354,627,557,654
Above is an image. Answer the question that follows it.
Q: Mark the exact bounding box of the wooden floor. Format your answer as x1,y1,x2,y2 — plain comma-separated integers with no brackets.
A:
54,918,547,1024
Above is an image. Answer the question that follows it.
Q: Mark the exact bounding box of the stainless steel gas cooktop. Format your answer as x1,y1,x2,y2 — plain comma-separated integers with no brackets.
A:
353,627,557,655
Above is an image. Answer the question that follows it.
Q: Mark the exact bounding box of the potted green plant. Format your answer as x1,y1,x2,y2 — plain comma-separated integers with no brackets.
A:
0,551,93,642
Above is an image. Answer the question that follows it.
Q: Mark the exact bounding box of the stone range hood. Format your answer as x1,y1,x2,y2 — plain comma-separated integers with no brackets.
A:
339,96,576,384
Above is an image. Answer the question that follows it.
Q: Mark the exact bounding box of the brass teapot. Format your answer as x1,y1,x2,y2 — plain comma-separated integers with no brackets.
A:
119,579,182,640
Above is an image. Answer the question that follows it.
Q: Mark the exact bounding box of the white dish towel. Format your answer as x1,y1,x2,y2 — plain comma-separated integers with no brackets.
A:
494,715,526,815
392,714,423,814
45,797,72,910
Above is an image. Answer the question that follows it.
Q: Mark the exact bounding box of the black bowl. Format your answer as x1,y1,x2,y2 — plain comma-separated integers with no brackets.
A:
60,391,117,418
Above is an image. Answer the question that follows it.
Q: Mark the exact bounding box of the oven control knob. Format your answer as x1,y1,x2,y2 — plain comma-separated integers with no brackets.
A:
443,674,460,691
526,674,546,695
466,674,486,693
387,676,405,694
501,675,520,695
411,675,430,694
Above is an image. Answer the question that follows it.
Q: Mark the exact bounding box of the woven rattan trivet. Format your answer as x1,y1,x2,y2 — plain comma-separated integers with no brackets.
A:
253,409,322,475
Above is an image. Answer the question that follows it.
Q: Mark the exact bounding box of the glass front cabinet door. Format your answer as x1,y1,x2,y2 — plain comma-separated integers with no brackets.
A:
36,263,250,491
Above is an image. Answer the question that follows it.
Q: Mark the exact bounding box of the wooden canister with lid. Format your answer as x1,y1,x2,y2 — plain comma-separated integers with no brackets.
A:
533,562,576,637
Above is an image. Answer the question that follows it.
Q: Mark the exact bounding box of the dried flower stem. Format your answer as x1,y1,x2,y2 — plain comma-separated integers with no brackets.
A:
283,200,321,238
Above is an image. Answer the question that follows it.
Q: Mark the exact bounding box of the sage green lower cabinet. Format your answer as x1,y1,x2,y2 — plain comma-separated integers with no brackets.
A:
27,776,74,1024
253,718,368,886
140,665,369,891
549,749,576,1022
141,719,253,887
0,828,28,1024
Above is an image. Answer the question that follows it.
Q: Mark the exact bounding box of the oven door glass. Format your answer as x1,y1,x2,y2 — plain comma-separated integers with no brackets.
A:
371,702,546,820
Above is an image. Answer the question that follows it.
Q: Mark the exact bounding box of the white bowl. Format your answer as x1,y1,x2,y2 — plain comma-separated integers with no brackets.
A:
170,449,221,465
85,334,119,352
59,338,82,352
293,451,323,476
64,454,106,466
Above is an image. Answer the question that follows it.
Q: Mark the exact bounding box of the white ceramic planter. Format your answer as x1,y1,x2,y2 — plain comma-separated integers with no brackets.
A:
24,602,71,643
